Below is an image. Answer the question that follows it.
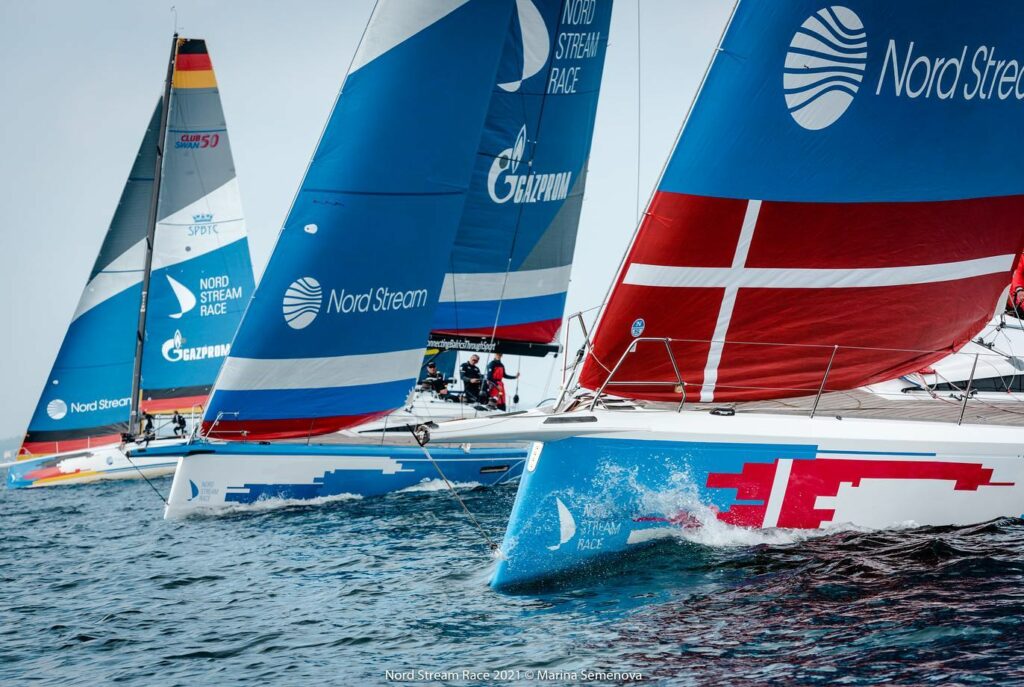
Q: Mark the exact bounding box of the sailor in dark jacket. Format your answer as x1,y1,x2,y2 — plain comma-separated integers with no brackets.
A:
460,354,483,402
421,362,450,397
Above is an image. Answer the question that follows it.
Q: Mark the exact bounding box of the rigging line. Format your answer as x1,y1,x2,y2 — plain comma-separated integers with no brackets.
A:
487,0,570,347
635,0,642,224
123,446,169,505
408,429,498,551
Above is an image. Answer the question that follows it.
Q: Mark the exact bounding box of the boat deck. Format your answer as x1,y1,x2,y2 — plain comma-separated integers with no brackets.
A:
658,389,1024,428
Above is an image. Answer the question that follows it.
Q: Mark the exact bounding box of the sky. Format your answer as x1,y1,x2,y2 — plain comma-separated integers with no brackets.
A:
0,0,732,443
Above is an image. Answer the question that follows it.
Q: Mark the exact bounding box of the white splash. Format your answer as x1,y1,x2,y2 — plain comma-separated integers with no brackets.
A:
174,492,363,519
399,479,482,493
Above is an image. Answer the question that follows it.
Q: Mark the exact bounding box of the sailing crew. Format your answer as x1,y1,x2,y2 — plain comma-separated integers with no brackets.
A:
486,352,519,412
421,362,450,397
142,412,156,441
172,411,187,437
460,354,483,402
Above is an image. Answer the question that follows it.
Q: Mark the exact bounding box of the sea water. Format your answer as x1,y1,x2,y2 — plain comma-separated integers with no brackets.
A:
1,478,1023,685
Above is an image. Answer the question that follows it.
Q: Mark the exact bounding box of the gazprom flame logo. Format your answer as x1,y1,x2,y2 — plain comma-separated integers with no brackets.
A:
488,125,572,205
46,399,67,421
784,6,867,130
283,277,322,330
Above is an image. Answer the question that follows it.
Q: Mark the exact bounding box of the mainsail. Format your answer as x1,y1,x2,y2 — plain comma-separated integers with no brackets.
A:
579,1,1024,403
21,37,253,455
21,106,161,455
202,0,517,439
429,0,613,355
139,38,255,413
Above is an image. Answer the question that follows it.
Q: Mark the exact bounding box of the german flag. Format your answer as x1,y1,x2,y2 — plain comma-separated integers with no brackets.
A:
173,38,217,89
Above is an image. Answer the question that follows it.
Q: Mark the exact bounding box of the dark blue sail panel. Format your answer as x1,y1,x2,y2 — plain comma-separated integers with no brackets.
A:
21,103,161,455
431,0,613,346
204,0,516,439
140,38,255,414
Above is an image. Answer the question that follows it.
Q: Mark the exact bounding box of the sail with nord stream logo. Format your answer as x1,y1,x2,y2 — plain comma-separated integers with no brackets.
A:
20,37,254,456
202,0,516,440
580,1,1024,403
20,105,162,455
139,38,255,413
430,0,612,352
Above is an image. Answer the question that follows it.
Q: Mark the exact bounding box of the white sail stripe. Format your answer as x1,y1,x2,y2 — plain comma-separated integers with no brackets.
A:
215,348,425,391
803,16,867,46
786,79,859,110
71,240,146,322
816,7,865,41
625,254,1016,290
784,70,864,90
152,178,247,271
71,178,248,321
731,200,760,268
789,33,867,60
701,200,761,401
351,0,470,74
701,286,738,403
439,265,572,302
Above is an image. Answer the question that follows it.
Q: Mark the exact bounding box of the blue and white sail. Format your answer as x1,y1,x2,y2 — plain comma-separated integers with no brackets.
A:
203,0,517,439
21,105,161,455
140,38,255,413
429,0,613,351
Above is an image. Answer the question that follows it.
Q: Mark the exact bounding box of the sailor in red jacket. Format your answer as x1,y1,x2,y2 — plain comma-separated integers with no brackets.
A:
485,352,519,411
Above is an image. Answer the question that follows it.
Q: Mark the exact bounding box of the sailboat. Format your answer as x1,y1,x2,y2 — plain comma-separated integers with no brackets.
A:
138,0,614,517
124,0,504,515
423,1,1024,589
348,0,614,434
8,36,255,489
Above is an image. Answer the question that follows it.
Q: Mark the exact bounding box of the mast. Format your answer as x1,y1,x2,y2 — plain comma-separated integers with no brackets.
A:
129,33,177,436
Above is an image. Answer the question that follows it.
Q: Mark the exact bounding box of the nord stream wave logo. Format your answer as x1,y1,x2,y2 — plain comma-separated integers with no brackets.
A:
784,6,867,130
283,277,322,330
46,399,67,421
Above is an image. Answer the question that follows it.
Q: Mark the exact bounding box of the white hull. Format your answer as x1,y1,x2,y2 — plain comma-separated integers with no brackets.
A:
7,439,184,489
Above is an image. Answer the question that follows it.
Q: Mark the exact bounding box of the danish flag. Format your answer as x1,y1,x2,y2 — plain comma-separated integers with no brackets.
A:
580,191,1024,402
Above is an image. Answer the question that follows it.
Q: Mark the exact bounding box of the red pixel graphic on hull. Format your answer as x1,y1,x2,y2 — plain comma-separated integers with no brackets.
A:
707,458,1014,529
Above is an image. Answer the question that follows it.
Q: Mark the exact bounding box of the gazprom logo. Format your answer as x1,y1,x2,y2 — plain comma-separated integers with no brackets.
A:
487,125,572,204
784,6,867,130
283,277,322,330
46,399,67,421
